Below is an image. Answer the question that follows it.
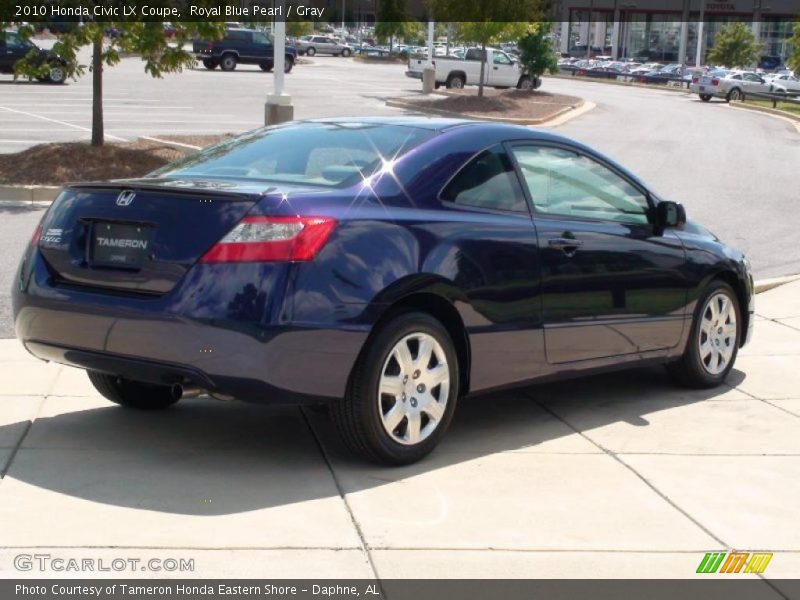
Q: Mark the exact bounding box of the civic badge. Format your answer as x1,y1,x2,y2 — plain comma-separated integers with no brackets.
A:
116,190,136,207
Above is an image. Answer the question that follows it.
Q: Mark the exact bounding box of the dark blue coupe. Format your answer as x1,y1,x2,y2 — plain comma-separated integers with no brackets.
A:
13,118,754,464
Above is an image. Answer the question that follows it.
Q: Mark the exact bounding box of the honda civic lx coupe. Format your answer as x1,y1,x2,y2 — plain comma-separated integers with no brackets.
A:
13,118,754,464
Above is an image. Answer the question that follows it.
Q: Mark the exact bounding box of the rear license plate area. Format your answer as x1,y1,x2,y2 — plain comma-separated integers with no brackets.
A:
90,222,152,269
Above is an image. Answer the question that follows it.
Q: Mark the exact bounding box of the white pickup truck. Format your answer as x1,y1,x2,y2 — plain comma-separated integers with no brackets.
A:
406,47,540,90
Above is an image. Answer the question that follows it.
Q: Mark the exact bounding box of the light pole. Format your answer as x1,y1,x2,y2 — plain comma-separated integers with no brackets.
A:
265,1,293,125
342,0,346,31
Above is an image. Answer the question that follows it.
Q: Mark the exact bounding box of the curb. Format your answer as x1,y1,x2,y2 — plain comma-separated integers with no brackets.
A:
385,97,585,126
728,100,800,126
549,74,691,94
754,274,800,294
0,185,60,204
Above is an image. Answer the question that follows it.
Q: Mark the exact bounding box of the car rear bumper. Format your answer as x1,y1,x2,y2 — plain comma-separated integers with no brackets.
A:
14,254,369,404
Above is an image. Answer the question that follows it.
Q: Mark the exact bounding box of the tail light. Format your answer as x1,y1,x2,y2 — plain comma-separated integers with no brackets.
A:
711,79,719,86
692,77,699,83
30,225,42,248
199,216,336,263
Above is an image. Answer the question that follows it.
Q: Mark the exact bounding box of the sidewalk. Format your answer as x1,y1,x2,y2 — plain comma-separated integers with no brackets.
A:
0,282,799,586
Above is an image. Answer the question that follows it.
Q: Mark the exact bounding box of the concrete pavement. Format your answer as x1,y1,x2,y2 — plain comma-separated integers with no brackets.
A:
0,281,799,582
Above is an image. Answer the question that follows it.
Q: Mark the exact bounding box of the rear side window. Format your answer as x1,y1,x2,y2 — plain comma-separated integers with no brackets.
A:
227,31,248,42
441,146,528,213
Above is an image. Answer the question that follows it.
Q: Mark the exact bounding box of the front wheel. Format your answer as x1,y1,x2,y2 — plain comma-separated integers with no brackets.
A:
87,371,181,410
259,62,273,72
517,75,533,90
306,47,316,57
284,57,294,73
47,65,66,84
331,311,459,465
341,48,352,57
667,280,740,389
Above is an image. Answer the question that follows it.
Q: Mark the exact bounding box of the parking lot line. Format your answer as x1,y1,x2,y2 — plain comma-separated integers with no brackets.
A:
0,106,127,142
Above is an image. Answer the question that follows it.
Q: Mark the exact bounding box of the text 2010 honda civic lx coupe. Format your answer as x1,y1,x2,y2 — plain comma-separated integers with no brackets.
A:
13,118,754,464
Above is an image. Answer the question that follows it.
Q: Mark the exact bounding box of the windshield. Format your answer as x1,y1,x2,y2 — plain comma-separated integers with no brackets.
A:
153,122,436,188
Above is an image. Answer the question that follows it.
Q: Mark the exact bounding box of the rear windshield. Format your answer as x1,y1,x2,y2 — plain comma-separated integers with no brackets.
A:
153,122,435,188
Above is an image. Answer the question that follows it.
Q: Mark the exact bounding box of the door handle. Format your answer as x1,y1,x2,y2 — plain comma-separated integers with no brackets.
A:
548,236,583,255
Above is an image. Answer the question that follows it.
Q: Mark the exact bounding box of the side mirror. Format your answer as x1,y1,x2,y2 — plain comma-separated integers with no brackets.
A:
656,201,686,230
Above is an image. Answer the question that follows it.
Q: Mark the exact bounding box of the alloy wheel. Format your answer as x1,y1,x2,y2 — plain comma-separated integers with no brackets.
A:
378,332,449,445
698,292,737,375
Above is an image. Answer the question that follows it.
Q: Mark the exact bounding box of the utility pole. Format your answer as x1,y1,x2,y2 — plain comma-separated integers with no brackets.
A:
696,0,705,67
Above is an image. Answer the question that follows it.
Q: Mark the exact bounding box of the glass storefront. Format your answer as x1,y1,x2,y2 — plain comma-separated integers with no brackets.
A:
566,9,797,66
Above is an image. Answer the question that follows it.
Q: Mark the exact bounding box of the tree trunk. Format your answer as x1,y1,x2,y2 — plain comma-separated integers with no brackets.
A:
478,42,486,97
91,35,104,147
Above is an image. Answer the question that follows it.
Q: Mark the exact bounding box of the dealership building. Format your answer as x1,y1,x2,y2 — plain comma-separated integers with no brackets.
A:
553,0,797,65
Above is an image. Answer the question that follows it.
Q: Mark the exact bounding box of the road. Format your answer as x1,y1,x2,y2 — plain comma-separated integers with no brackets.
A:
1,56,799,336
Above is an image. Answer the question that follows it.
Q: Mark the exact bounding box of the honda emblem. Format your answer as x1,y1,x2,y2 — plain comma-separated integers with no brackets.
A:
116,190,136,207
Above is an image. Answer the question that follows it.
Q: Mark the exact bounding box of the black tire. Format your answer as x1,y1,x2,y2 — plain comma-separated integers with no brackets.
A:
667,280,741,389
47,65,66,84
726,87,742,102
342,48,352,57
330,311,460,465
306,47,316,57
446,73,465,89
202,59,218,70
284,57,294,73
88,371,181,410
517,75,533,90
260,62,273,72
219,54,237,72
699,94,712,102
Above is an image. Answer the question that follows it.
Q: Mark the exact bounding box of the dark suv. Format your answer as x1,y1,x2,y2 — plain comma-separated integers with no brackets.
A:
0,30,67,84
193,28,297,73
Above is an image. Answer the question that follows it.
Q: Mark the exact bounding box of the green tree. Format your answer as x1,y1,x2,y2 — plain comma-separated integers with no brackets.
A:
429,0,546,96
517,22,558,81
375,0,411,53
706,22,762,68
13,14,224,147
788,19,800,74
286,18,314,39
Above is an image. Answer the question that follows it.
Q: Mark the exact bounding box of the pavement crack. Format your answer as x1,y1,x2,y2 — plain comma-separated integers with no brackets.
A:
298,407,383,586
530,394,731,549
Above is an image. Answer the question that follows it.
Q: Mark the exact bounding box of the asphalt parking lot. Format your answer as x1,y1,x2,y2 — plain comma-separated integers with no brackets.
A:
0,280,799,584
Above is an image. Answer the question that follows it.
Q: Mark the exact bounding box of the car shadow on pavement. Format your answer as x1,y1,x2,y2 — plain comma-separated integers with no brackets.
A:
0,365,744,516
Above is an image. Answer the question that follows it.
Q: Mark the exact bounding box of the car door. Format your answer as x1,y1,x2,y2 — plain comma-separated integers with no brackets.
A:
250,31,272,62
742,72,767,92
489,51,518,86
508,143,688,364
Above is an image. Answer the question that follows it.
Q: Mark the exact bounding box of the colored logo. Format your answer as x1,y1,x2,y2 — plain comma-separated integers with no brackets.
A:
696,552,772,574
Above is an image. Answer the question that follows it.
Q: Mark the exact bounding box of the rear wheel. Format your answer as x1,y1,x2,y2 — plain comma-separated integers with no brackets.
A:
259,62,273,72
220,54,237,72
446,74,465,89
331,311,459,465
727,87,742,102
202,59,218,70
699,94,712,102
284,57,294,73
306,47,316,57
88,371,181,410
667,280,740,389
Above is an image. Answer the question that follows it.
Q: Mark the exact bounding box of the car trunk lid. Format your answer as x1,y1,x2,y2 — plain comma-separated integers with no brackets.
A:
37,181,262,295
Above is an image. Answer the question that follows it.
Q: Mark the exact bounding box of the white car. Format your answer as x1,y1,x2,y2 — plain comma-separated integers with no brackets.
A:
406,47,539,90
766,72,800,92
690,69,787,102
